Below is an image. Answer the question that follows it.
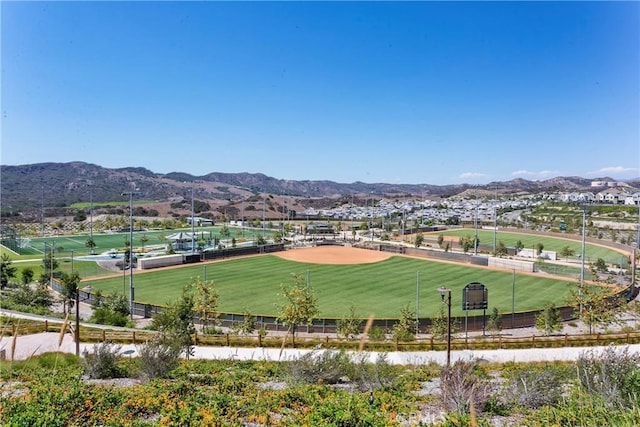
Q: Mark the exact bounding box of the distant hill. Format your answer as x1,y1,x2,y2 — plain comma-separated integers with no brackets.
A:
0,161,634,211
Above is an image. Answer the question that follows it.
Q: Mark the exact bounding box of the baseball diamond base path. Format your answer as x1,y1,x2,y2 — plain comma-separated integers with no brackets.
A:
275,245,392,264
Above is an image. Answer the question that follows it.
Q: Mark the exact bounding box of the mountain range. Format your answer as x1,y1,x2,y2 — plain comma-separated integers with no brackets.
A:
1,161,636,212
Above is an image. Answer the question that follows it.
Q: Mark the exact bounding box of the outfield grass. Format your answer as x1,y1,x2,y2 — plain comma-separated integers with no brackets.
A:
426,229,628,266
84,255,579,318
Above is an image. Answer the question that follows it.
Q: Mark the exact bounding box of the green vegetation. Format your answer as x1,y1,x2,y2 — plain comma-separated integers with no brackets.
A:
2,347,640,425
0,225,272,258
277,274,320,340
426,229,627,265
68,199,158,208
84,255,578,318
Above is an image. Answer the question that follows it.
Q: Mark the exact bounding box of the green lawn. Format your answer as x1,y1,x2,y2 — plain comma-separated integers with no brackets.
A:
426,229,628,266
84,255,578,318
7,259,115,282
5,226,273,258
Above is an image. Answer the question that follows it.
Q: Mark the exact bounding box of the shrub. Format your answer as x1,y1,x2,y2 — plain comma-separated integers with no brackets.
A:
90,307,130,327
500,365,566,409
351,352,400,391
576,345,640,409
82,341,124,379
137,336,182,380
368,326,386,342
440,359,494,415
287,349,352,385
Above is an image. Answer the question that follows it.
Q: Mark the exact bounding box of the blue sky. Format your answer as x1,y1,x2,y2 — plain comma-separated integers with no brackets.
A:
2,1,638,185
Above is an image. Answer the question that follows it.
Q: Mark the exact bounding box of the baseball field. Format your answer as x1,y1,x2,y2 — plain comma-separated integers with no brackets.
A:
83,245,580,318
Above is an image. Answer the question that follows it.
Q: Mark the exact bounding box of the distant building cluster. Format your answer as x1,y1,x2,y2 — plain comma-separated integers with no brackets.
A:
298,181,640,226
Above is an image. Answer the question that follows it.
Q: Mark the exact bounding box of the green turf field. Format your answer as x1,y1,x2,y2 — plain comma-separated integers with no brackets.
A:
426,229,628,266
7,226,272,259
83,255,579,318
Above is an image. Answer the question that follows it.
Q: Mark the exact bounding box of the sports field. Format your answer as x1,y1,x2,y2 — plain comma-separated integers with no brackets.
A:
7,225,271,259
83,246,580,318
426,229,628,266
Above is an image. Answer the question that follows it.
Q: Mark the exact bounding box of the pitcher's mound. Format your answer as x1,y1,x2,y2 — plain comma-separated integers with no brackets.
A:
275,245,392,264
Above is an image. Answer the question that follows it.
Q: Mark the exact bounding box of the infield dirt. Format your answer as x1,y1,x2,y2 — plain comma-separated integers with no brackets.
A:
274,245,392,264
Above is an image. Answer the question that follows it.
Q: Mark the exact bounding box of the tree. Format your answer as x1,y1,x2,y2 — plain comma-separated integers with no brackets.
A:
494,241,508,258
559,245,575,261
437,234,444,248
445,216,460,226
151,286,196,358
0,253,17,290
336,304,363,340
535,302,563,336
569,285,622,334
277,274,320,342
21,267,34,285
414,232,424,248
59,271,81,315
515,240,524,254
429,306,449,339
191,276,220,333
536,242,544,257
459,236,474,253
10,282,53,310
41,244,59,282
90,293,130,327
486,307,502,336
139,234,149,253
232,308,256,336
392,304,416,341
594,258,608,272
85,237,97,255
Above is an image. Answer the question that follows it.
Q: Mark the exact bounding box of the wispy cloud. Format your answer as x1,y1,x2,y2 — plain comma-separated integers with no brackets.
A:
458,172,488,180
586,166,638,176
511,170,559,178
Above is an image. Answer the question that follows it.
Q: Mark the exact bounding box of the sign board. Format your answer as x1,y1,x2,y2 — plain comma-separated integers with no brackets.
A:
559,221,567,232
462,282,488,310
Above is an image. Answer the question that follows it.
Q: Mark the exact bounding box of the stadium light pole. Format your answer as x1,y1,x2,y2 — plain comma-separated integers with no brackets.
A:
635,202,640,284
438,286,452,367
493,187,498,254
41,181,45,237
89,186,94,253
579,205,586,314
122,190,139,319
415,271,420,334
474,196,479,256
190,186,195,254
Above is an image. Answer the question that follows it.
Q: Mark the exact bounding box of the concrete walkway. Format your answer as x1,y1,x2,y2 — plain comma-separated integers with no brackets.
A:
3,307,640,364
3,329,640,365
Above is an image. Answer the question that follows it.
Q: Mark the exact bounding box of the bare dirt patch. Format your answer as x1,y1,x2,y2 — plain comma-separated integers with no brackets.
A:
275,245,392,264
